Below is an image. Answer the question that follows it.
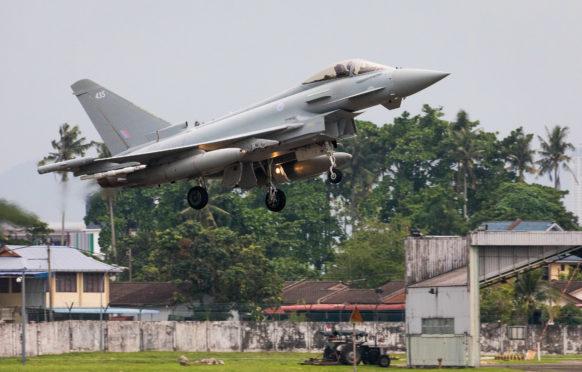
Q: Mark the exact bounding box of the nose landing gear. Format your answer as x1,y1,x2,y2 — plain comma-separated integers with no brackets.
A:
327,168,343,184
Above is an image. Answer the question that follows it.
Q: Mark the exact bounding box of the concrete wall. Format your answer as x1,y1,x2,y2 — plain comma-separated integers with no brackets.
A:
0,321,405,357
480,323,582,355
2,321,582,357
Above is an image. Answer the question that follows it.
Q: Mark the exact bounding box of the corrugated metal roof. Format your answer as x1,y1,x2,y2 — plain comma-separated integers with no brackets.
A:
320,289,381,304
470,231,582,246
282,281,347,304
376,280,405,299
554,255,582,263
0,245,120,273
481,220,562,231
110,282,184,306
409,267,468,288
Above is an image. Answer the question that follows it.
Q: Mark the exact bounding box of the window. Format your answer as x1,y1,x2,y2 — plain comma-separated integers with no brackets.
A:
56,273,77,292
0,278,8,293
11,278,21,293
421,318,455,334
561,264,565,271
83,273,104,293
509,326,526,340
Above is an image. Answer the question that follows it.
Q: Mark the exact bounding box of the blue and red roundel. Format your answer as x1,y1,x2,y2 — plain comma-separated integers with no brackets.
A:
276,102,285,112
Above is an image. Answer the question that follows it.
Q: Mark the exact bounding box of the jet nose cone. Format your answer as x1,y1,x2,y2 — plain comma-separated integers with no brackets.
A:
392,68,449,97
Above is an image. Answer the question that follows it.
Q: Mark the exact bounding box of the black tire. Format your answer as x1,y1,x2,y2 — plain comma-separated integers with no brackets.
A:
378,355,390,368
340,344,361,365
327,169,343,184
265,188,286,212
187,186,208,209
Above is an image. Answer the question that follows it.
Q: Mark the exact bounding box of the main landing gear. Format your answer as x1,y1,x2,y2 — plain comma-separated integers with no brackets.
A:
265,187,286,212
187,181,209,210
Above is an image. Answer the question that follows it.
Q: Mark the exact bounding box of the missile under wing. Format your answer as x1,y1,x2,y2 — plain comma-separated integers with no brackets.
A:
38,59,449,212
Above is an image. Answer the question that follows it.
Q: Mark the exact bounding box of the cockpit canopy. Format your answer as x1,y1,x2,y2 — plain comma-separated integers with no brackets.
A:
302,59,391,85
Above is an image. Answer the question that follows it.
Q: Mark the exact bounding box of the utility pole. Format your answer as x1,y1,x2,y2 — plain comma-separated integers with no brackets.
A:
21,270,26,366
47,243,53,321
128,247,132,282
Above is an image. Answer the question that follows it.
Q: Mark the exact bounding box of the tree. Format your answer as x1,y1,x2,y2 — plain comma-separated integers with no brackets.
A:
503,127,537,182
554,303,582,324
480,283,515,323
470,182,578,230
512,269,553,323
0,199,50,244
450,111,483,219
398,184,467,235
148,221,282,304
537,125,575,189
38,123,94,245
324,218,408,288
335,120,386,229
93,142,120,263
369,106,453,223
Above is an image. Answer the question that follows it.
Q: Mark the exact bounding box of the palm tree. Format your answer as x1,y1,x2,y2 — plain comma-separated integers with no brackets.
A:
537,125,576,189
450,111,483,219
505,127,537,182
180,181,230,228
38,123,94,245
94,143,119,263
512,269,556,324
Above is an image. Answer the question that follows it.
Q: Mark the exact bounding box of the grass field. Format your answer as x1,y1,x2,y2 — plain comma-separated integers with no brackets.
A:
0,351,529,372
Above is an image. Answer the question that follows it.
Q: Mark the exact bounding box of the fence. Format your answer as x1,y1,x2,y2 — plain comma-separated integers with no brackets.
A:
1,321,582,357
0,321,405,357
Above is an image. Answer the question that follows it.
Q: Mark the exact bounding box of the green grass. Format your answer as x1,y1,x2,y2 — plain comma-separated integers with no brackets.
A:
0,352,524,372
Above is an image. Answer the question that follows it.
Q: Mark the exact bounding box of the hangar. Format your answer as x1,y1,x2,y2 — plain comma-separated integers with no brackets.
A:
405,222,582,368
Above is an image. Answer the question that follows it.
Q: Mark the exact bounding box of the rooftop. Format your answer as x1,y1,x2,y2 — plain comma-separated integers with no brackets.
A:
110,282,185,307
479,220,563,232
409,267,468,288
0,245,120,273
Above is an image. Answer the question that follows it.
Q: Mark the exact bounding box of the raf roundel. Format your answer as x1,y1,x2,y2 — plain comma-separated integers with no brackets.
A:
276,102,285,112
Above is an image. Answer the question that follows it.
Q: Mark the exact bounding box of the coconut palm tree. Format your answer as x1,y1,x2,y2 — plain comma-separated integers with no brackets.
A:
537,125,576,189
505,127,537,182
450,111,483,219
94,142,119,263
38,123,94,245
512,269,557,324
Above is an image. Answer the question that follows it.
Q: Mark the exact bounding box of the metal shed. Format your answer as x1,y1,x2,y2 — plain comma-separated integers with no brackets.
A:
405,229,582,368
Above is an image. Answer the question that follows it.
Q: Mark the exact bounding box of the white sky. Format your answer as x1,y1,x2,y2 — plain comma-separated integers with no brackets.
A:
1,0,582,223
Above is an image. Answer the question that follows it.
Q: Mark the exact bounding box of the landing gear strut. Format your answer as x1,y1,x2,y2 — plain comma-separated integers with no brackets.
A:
263,159,286,212
187,185,208,209
325,142,343,184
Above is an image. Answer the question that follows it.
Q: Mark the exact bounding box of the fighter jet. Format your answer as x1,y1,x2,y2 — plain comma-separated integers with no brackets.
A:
38,59,448,212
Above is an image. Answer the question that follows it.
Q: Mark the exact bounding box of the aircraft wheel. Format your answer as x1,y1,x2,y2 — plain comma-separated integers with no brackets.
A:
187,186,208,209
378,355,391,368
265,188,286,212
327,169,343,184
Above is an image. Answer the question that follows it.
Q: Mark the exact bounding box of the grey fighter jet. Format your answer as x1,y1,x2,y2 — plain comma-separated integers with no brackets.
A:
38,59,448,212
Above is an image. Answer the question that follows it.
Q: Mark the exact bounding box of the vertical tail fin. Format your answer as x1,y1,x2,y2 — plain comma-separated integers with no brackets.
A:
71,79,170,155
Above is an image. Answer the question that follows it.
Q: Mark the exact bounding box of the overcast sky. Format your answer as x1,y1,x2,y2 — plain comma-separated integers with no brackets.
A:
2,0,582,223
